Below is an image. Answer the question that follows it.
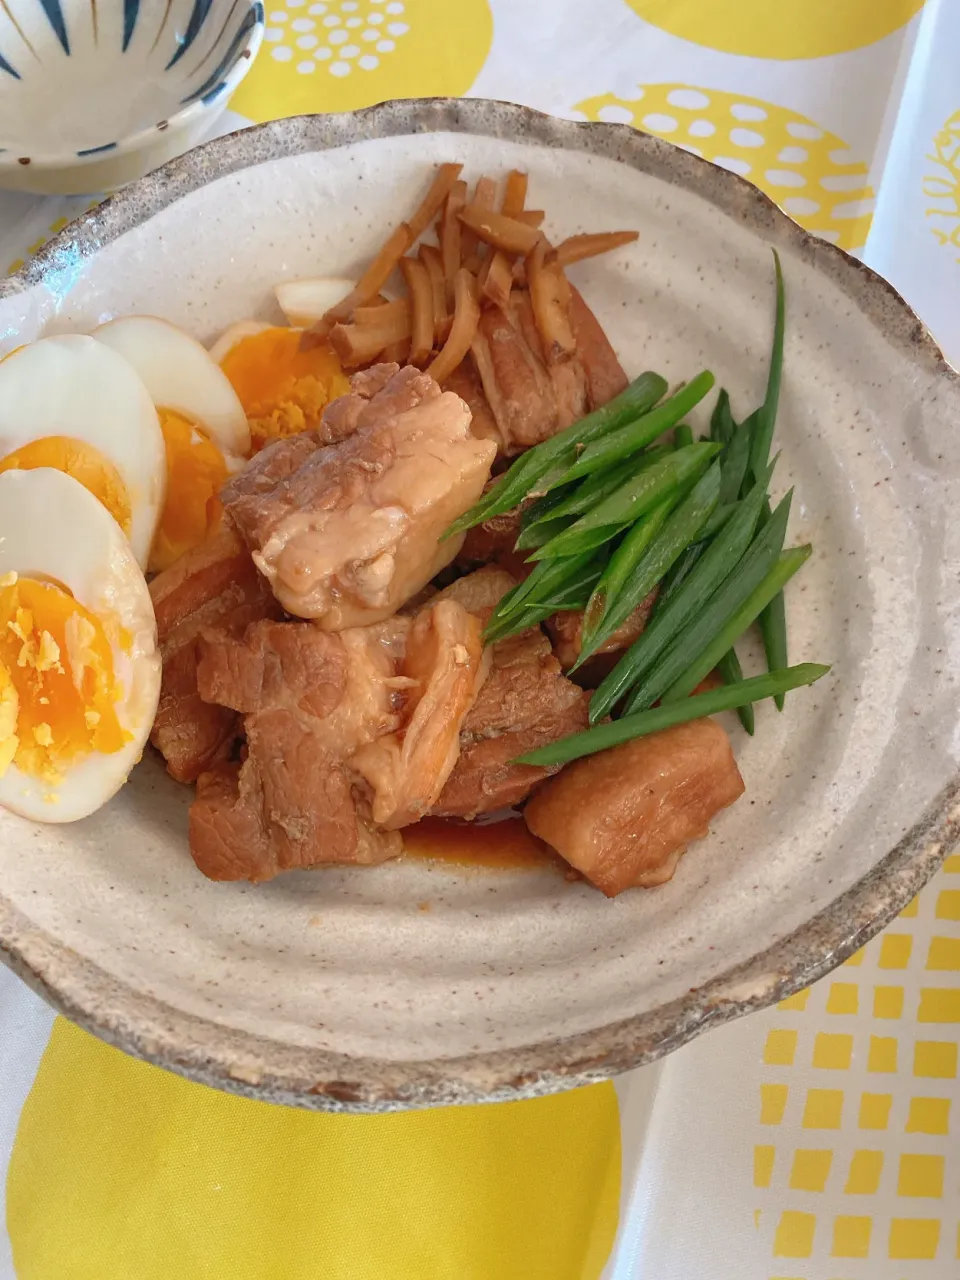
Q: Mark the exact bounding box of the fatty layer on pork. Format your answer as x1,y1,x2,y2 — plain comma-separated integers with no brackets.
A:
221,365,496,629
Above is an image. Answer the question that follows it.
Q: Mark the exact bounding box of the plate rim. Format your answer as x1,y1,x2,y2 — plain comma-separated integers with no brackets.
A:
1,97,958,1110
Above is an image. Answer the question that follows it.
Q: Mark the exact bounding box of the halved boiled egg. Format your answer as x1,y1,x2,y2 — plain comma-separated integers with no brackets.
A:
0,335,165,570
0,469,161,823
211,321,350,452
94,316,250,574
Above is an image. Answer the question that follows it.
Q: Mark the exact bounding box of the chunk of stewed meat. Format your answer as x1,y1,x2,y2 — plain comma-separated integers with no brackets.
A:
350,598,487,829
189,618,404,881
221,365,495,628
523,718,745,896
443,361,503,452
568,286,628,410
545,588,658,672
149,521,281,782
189,595,488,877
429,568,590,817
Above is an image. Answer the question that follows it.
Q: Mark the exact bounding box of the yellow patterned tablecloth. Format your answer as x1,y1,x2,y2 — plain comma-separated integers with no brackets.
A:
1,2,959,1277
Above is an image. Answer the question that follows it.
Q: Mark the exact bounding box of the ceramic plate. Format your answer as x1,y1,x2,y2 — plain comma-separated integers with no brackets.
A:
1,100,959,1111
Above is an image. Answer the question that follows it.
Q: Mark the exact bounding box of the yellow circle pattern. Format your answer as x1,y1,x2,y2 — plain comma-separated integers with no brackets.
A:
7,1018,621,1280
923,110,960,260
576,85,874,252
624,0,925,61
231,0,492,123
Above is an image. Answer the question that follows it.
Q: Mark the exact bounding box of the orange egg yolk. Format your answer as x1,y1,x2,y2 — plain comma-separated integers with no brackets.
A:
149,410,229,575
0,575,126,788
0,438,132,536
218,328,350,451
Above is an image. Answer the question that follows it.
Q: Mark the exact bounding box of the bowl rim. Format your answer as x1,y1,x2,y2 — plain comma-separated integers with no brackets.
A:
0,2,264,171
1,98,959,1110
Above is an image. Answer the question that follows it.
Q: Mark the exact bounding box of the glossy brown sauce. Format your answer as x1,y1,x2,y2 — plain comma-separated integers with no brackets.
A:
401,815,570,875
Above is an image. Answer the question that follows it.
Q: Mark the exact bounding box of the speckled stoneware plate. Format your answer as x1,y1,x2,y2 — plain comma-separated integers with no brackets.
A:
1,100,959,1111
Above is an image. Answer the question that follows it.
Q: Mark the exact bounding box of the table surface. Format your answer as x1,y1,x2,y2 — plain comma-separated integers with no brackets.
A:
0,2,959,1277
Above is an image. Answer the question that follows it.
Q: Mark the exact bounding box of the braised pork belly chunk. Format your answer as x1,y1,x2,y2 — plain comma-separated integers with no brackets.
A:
464,288,624,457
221,365,496,629
545,588,658,674
524,719,746,897
351,599,487,830
568,286,629,409
149,522,281,783
188,598,487,880
429,568,590,818
189,620,396,882
469,293,589,454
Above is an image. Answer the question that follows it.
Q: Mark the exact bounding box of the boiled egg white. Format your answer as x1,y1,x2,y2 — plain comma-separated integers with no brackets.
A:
274,277,355,328
94,315,250,457
0,468,161,823
94,315,250,573
0,335,166,569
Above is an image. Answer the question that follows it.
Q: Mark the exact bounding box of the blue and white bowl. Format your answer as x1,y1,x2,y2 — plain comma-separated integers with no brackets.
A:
0,0,264,194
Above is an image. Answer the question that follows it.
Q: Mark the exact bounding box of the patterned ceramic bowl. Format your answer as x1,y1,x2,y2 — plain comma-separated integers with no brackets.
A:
0,0,264,195
1,101,960,1112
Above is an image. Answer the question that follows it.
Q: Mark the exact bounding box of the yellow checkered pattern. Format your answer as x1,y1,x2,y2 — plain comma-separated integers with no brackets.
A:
757,857,960,1274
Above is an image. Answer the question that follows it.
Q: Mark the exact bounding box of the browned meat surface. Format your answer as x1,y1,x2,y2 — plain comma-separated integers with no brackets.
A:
189,619,404,881
546,588,658,671
316,358,424,442
470,303,559,453
197,615,409,757
458,498,521,566
524,719,745,896
456,486,531,581
441,286,620,459
465,288,597,457
219,366,408,511
196,617,349,722
351,599,487,829
511,290,589,430
429,568,590,818
433,635,589,817
568,287,628,409
221,365,495,628
189,594,488,877
443,362,503,452
457,509,655,678
149,522,281,782
222,431,326,508
449,290,586,459
434,564,516,621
